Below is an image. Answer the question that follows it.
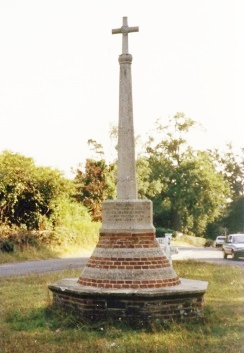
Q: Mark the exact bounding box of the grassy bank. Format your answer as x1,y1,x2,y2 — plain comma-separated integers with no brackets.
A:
0,242,94,264
0,223,100,264
0,231,206,264
0,261,243,353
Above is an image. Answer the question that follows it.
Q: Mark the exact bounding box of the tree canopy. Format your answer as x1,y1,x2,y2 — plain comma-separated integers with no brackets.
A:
0,150,74,229
1,112,243,239
73,140,116,221
206,144,244,235
139,113,231,235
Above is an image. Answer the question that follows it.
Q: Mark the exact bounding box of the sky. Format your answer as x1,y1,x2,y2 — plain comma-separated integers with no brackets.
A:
0,0,243,178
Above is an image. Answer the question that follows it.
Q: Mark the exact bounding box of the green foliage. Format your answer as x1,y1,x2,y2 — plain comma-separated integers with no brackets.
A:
1,110,242,246
211,144,244,198
221,196,244,233
0,150,101,255
207,145,244,235
136,156,162,199
155,227,175,238
74,157,116,221
48,197,100,248
0,200,100,257
141,113,231,236
0,150,73,229
0,238,15,252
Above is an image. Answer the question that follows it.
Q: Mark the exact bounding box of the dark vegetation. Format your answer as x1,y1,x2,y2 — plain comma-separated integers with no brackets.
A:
0,113,243,256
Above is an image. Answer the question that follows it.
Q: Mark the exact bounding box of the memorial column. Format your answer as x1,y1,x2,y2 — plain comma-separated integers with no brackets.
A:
113,17,138,199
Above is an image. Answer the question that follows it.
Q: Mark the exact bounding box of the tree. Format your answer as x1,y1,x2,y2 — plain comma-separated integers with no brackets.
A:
210,144,244,198
142,113,231,236
0,150,73,229
74,140,116,221
207,144,244,234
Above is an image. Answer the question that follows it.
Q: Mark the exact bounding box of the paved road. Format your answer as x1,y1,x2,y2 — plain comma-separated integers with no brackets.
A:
0,257,88,278
0,247,243,278
172,246,244,267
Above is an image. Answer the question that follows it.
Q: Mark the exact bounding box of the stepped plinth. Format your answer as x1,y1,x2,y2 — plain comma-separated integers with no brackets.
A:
78,199,180,290
48,17,207,325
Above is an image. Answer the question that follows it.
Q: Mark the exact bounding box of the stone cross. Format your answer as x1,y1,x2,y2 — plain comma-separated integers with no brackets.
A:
112,17,139,200
112,17,139,54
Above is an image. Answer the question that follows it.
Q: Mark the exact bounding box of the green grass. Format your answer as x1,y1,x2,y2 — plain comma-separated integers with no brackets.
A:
173,234,207,247
0,244,59,264
0,220,100,264
0,261,243,353
0,229,99,264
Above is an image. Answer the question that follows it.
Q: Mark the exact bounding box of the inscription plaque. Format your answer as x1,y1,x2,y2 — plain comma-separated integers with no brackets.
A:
100,200,155,233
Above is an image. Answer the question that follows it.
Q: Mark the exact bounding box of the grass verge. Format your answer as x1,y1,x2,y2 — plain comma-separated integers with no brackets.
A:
0,225,99,264
0,232,204,264
0,261,243,353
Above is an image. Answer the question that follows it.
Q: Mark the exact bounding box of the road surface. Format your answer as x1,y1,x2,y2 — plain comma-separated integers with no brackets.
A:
0,257,88,278
172,246,244,267
0,247,243,278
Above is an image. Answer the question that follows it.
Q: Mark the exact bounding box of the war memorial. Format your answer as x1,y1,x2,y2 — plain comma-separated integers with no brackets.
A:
49,17,208,326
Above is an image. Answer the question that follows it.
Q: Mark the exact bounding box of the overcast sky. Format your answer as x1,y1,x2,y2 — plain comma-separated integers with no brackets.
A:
0,0,243,177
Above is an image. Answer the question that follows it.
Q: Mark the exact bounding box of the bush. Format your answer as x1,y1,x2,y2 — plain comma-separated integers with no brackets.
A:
0,198,100,254
0,238,14,252
0,150,74,229
155,227,175,238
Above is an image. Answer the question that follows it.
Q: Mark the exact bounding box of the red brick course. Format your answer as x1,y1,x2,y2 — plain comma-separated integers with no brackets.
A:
86,256,170,270
98,232,158,248
78,231,180,289
79,277,181,289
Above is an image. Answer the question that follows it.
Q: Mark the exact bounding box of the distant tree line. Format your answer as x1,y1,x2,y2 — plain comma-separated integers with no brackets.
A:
0,113,243,243
0,150,99,251
74,113,244,238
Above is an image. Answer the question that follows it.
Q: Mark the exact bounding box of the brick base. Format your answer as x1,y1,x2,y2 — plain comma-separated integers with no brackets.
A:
49,278,208,325
78,232,180,289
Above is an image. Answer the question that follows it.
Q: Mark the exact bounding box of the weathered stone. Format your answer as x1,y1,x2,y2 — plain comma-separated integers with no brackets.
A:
48,16,208,324
100,200,154,233
115,19,138,200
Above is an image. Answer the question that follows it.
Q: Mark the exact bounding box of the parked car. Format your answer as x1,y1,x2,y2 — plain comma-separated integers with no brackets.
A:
222,234,244,260
214,235,226,247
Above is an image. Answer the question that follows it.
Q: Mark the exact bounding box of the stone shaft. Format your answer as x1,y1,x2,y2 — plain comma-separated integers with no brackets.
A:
117,53,137,199
77,18,181,290
112,17,138,199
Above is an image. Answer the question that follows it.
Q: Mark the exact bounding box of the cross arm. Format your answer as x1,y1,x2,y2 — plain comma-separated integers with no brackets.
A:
112,26,139,35
112,17,139,54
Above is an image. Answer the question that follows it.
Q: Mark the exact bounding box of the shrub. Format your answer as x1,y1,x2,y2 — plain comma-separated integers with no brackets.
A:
155,227,175,238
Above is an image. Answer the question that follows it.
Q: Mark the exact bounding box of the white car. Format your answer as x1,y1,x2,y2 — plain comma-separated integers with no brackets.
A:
222,234,244,260
214,235,226,247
